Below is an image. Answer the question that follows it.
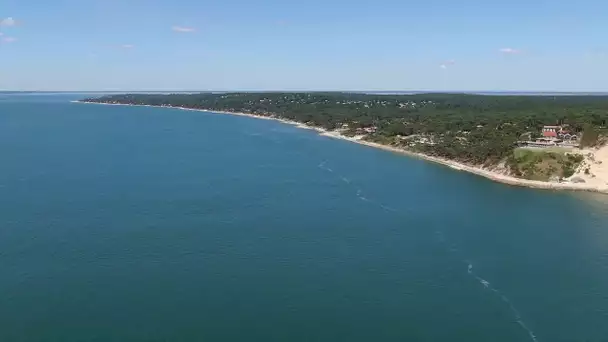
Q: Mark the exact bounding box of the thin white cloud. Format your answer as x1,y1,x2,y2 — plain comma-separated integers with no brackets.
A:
0,17,17,27
499,48,521,54
440,59,455,69
172,26,196,33
2,37,17,43
120,44,134,49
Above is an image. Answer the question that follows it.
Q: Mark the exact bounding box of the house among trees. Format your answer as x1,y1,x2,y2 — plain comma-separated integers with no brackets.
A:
542,125,561,138
518,125,580,148
542,125,578,140
541,125,578,141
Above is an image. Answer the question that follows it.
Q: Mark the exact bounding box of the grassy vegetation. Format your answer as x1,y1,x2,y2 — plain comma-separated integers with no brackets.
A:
508,148,584,181
514,147,573,156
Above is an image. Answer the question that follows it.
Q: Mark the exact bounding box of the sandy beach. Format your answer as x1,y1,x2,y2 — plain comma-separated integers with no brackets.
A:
73,100,608,194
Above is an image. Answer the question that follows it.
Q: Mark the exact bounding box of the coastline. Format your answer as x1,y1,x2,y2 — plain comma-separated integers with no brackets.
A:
73,100,608,194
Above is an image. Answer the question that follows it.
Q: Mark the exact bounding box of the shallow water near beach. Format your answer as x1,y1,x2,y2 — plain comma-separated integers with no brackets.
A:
1,93,608,342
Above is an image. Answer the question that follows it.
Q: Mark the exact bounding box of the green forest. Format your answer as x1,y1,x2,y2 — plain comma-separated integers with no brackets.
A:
84,92,608,177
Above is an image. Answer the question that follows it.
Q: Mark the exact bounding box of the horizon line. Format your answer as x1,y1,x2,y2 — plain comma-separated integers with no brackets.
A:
3,90,608,94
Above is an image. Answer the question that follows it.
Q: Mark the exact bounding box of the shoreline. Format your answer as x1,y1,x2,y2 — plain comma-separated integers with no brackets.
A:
73,100,608,194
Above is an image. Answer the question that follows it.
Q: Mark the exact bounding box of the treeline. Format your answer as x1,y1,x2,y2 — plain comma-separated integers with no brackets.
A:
84,92,608,166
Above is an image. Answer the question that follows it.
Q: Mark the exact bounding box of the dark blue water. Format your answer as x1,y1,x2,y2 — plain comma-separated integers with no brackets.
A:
1,94,608,342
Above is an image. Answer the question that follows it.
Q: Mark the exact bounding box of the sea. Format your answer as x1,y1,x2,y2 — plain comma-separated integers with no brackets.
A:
1,93,608,342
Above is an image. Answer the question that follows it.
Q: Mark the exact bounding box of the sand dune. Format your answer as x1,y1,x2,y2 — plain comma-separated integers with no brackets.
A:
571,145,608,188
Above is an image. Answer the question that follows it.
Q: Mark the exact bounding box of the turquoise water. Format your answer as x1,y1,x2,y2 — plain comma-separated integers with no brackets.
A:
1,94,608,342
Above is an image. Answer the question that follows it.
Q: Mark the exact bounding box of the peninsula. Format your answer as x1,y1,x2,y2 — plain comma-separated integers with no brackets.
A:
80,92,608,193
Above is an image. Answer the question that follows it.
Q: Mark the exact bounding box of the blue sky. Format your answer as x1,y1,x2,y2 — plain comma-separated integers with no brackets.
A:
1,0,607,91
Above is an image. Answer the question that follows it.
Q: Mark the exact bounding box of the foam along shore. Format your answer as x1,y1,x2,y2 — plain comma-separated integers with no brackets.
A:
73,100,608,194
71,100,324,132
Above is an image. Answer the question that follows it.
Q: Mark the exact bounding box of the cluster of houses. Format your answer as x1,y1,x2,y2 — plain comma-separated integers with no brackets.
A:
518,125,581,148
340,123,377,134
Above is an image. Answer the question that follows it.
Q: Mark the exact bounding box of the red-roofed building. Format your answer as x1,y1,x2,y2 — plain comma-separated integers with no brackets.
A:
542,125,560,138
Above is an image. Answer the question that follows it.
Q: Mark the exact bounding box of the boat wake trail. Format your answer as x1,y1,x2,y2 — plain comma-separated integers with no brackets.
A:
379,204,398,212
357,190,370,202
318,161,397,213
318,161,333,173
468,264,538,342
435,231,539,342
